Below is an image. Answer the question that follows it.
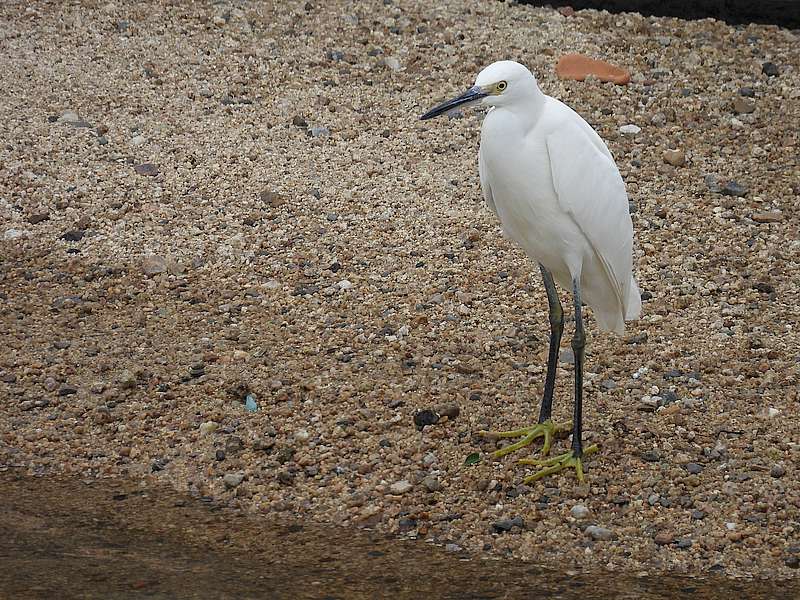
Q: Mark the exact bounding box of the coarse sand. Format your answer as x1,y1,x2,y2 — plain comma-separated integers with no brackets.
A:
1,0,799,581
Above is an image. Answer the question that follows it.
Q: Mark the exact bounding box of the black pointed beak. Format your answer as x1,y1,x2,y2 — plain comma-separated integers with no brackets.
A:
419,85,488,120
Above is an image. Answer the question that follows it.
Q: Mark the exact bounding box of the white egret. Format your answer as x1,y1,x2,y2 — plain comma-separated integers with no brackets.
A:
421,61,641,481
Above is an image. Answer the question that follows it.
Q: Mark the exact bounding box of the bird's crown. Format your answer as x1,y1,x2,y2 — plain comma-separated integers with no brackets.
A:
475,60,534,87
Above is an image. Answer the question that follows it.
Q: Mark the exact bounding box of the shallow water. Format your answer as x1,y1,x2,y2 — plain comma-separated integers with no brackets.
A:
0,471,796,600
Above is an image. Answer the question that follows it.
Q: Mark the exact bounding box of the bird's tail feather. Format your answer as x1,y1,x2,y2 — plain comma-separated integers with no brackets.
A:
625,277,642,321
590,276,641,336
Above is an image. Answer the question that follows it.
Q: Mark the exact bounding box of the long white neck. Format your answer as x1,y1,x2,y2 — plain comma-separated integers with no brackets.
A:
510,76,547,132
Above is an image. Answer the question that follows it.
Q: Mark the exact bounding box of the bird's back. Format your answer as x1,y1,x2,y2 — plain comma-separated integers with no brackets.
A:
479,96,640,334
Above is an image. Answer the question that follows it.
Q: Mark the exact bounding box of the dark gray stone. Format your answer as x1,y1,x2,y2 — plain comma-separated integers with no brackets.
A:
134,163,159,176
492,516,524,533
642,450,661,462
61,230,85,242
413,409,439,428
720,180,748,197
762,62,779,76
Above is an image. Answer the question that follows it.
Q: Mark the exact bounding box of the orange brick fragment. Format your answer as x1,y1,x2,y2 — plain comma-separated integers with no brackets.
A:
556,53,631,85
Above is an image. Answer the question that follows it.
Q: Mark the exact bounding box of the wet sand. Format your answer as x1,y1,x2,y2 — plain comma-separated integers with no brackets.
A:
1,470,798,599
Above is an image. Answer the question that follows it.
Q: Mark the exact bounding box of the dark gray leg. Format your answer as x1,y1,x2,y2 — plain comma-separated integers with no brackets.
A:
570,277,586,457
538,264,563,424
477,268,576,465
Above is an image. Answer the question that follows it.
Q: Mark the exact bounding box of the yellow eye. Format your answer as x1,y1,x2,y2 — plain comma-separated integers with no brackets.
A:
496,81,508,92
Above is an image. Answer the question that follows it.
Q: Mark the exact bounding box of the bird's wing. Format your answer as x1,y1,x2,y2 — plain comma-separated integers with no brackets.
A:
478,146,497,216
545,119,633,310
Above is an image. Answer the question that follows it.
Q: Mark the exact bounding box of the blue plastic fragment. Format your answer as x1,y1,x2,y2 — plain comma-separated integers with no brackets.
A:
245,393,258,412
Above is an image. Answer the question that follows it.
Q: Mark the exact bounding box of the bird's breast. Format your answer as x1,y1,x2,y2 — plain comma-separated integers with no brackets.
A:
479,119,586,277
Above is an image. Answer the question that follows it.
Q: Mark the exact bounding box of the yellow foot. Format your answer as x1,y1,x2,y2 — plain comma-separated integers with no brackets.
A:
477,420,572,460
519,445,599,483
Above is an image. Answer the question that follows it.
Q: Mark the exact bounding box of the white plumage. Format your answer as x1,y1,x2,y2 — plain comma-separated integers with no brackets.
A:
420,60,642,481
474,61,640,334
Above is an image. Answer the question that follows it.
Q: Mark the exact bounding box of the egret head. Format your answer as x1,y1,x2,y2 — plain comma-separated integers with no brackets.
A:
420,60,536,120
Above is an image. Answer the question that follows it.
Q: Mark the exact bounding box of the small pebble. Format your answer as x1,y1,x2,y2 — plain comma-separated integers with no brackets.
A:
134,163,159,176
720,181,748,197
650,112,667,126
704,174,722,193
732,97,755,114
142,255,167,276
117,370,137,389
662,149,685,167
751,212,783,224
570,505,589,519
641,450,661,462
585,525,616,541
434,403,460,419
223,473,244,488
389,480,413,495
761,62,779,77
493,516,525,533
61,230,85,242
199,421,218,435
600,379,617,391
309,126,330,138
383,57,401,71
413,410,439,428
559,348,574,364
422,475,441,492
27,213,50,224
4,229,28,241
619,124,641,135
57,110,81,123
654,531,674,546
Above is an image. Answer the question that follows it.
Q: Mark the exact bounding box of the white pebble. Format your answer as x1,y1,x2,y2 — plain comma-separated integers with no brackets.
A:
3,229,28,241
619,124,641,135
57,110,80,123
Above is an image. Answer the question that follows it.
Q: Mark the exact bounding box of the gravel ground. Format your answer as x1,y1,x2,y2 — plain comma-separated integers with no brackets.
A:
1,0,799,582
